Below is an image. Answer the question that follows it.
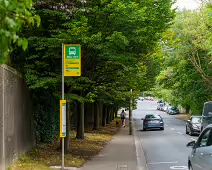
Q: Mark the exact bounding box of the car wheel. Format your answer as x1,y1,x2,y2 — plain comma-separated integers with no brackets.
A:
160,127,164,130
189,128,193,136
186,126,189,134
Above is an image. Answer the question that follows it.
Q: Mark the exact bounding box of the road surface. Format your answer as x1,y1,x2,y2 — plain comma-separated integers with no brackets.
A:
133,100,198,170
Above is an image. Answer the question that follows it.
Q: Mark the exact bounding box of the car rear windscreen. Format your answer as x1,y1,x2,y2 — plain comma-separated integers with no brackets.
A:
146,115,161,119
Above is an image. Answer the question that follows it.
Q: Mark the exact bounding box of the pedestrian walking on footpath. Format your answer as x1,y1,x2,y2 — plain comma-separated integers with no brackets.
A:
120,110,126,127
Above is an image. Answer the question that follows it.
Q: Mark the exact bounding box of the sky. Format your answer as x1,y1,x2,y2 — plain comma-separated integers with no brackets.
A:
173,0,201,10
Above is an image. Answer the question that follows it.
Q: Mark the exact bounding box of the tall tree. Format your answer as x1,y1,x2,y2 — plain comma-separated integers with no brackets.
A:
0,0,40,62
10,0,175,142
154,3,212,114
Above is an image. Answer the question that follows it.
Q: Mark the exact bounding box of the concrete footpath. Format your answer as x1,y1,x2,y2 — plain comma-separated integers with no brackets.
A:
79,110,148,170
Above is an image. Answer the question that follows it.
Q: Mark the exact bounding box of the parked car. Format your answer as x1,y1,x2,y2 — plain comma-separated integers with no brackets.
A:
166,106,172,114
157,100,163,104
186,116,202,136
138,97,144,101
141,114,164,131
157,103,164,110
186,124,212,170
160,105,165,111
168,107,179,115
163,105,169,112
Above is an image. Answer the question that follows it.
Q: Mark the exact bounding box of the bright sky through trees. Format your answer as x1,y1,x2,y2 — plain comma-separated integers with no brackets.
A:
174,0,201,9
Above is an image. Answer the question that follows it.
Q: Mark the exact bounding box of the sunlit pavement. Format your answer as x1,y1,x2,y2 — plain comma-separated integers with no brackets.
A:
133,100,198,170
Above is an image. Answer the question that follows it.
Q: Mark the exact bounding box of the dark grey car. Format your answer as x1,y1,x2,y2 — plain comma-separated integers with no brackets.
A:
186,124,212,170
142,114,164,131
186,116,202,136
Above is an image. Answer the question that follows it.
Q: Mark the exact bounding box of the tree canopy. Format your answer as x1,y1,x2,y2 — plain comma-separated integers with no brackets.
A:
154,3,212,114
11,0,175,102
0,0,40,62
8,0,175,142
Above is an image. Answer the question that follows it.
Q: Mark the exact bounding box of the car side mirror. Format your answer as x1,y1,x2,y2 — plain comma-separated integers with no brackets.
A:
186,141,196,148
141,118,144,120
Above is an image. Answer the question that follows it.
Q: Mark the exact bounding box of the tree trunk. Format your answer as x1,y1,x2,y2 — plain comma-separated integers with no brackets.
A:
64,102,70,153
109,107,112,122
112,107,115,120
84,103,88,129
93,101,100,130
115,107,118,118
70,103,77,131
90,103,95,128
111,107,114,121
102,105,106,127
76,102,84,139
99,102,103,127
185,104,190,114
106,106,110,124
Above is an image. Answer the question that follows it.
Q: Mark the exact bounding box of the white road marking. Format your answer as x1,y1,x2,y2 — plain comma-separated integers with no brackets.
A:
170,165,188,169
190,138,197,141
116,164,128,168
177,132,183,135
148,161,178,165
98,154,107,157
171,128,175,131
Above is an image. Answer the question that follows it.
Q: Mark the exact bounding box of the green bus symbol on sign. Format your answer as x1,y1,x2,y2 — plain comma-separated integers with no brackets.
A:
69,47,76,56
66,46,80,59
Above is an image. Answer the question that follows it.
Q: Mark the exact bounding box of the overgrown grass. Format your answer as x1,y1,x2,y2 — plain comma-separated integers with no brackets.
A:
8,155,50,170
8,118,121,170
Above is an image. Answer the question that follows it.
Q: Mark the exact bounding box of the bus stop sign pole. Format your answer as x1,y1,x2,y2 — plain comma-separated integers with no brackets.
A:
61,43,65,170
61,44,81,169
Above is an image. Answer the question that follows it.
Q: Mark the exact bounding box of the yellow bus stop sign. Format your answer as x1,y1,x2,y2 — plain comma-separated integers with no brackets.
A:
64,44,81,76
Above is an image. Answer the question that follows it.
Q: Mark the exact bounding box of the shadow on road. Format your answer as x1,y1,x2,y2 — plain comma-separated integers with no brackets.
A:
137,129,164,132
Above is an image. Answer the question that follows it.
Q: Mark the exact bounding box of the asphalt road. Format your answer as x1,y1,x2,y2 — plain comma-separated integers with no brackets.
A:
133,100,199,170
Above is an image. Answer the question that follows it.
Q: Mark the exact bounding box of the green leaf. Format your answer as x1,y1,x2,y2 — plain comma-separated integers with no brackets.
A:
5,17,16,28
22,38,28,51
34,15,41,27
13,34,19,43
17,38,22,46
4,0,9,7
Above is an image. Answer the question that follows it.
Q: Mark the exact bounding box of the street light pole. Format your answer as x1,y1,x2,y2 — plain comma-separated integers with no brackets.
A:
129,89,132,135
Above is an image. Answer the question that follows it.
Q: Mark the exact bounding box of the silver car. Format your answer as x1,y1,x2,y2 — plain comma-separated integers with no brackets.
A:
186,124,212,170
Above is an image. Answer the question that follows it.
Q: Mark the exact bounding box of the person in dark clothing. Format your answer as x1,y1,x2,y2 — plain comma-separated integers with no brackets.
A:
120,110,126,127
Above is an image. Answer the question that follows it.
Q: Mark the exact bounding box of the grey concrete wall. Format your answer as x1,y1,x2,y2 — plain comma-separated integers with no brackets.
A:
0,64,35,170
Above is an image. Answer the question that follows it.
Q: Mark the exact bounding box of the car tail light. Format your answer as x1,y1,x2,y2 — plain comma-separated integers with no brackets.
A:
145,120,149,123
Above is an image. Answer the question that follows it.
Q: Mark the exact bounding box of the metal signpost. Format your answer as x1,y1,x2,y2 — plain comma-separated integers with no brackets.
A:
61,44,81,170
129,89,132,135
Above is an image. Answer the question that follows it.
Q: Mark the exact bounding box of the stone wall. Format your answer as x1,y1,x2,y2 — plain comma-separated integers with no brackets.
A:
0,64,35,170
